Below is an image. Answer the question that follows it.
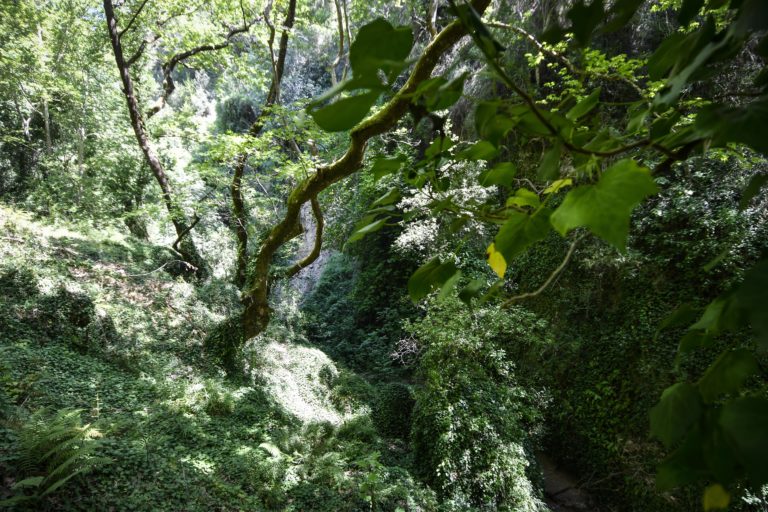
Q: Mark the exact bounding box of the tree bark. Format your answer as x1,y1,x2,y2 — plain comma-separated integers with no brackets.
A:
239,0,492,339
231,0,297,288
103,0,206,277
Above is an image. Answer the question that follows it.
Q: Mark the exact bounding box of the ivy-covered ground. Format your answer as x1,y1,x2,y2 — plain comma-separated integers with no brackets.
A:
0,206,434,511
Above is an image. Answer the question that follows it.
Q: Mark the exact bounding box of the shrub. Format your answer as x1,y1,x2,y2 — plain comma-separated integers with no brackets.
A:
408,299,549,511
1,408,110,507
371,382,414,439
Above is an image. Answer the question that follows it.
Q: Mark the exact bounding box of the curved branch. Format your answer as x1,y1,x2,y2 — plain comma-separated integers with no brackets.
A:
119,0,150,39
285,196,324,279
232,0,297,288
240,0,493,338
146,19,259,119
501,234,583,308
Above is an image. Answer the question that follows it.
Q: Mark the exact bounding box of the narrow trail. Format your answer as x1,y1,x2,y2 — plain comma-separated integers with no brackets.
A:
539,454,594,511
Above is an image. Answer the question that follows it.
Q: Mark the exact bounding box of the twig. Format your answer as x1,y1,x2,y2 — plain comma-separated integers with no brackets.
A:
118,0,150,39
122,259,191,278
501,234,583,307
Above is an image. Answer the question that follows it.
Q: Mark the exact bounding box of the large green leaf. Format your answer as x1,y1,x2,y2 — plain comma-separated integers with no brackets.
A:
370,155,406,181
408,258,459,302
730,259,768,349
456,140,498,161
478,162,517,187
349,18,413,81
566,88,601,121
678,0,704,25
739,174,768,209
550,159,658,251
309,91,380,132
650,382,703,449
494,209,552,264
697,349,759,403
348,216,388,243
567,0,605,46
720,397,768,486
695,97,768,156
537,144,562,180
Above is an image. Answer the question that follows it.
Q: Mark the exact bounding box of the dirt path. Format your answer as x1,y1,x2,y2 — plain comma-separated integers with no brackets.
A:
539,454,593,511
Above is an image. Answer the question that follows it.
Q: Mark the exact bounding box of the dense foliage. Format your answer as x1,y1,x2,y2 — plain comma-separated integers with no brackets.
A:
1,0,767,510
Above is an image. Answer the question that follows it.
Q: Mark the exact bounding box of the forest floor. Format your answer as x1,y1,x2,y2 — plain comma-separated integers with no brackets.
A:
0,206,427,511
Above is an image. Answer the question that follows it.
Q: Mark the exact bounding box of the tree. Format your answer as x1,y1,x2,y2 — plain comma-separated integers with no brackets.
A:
102,0,261,276
227,0,768,505
234,0,493,339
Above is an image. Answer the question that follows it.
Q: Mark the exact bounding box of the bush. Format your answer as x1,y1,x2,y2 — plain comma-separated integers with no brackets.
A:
371,382,414,439
1,408,110,508
408,299,549,511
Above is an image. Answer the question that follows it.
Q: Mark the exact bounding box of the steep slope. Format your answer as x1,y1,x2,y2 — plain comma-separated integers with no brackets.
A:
0,206,434,511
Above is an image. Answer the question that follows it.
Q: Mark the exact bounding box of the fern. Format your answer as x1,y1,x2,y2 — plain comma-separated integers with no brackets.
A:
0,408,110,507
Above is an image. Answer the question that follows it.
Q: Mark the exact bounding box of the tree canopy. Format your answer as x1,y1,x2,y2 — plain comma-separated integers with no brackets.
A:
1,0,767,510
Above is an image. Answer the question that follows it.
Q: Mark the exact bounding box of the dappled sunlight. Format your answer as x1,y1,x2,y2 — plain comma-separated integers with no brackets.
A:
251,338,358,425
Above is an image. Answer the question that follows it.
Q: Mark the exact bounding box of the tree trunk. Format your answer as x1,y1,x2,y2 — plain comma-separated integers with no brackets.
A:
239,0,491,340
103,0,206,277
231,0,297,288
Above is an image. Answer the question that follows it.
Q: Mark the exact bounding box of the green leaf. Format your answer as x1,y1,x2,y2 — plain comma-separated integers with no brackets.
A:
601,0,644,33
494,209,552,264
417,73,469,112
655,423,707,490
659,303,700,332
370,155,406,181
11,476,44,489
408,258,459,302
479,162,517,187
451,2,505,58
567,0,605,46
349,18,413,81
543,179,573,195
697,349,759,403
650,382,703,449
550,159,658,251
424,136,454,159
348,217,388,242
506,188,541,209
647,33,689,80
370,188,401,207
537,144,562,181
739,174,768,209
566,88,601,121
720,396,768,486
702,484,730,511
695,98,768,156
459,278,485,305
309,91,380,132
730,259,768,349
679,329,715,354
456,140,498,161
437,269,462,301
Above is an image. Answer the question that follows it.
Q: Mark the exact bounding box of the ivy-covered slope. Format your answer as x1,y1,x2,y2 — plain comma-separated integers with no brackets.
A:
0,206,435,511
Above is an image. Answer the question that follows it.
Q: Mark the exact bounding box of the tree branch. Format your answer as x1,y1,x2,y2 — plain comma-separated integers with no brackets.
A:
146,18,259,119
118,0,150,39
501,234,583,308
240,0,493,338
231,0,297,289
285,196,324,278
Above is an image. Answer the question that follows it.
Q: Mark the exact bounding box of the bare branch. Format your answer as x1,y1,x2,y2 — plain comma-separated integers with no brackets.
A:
501,234,583,308
119,0,150,39
285,196,324,278
146,17,260,118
